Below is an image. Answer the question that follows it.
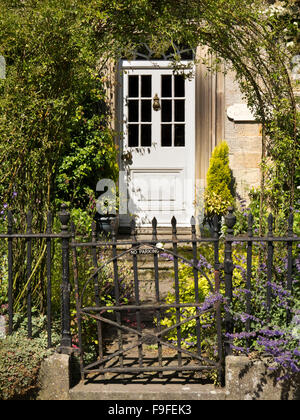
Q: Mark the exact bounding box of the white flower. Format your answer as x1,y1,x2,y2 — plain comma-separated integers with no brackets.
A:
156,242,164,249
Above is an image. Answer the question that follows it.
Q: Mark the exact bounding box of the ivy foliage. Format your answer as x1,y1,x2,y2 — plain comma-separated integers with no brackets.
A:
0,0,118,221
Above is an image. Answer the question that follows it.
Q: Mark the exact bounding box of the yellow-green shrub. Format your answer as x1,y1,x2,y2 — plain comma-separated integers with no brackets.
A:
204,141,234,218
160,261,213,348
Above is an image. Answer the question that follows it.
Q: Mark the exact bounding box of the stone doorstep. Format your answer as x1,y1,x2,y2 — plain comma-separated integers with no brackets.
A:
117,227,195,243
38,354,300,400
68,381,227,401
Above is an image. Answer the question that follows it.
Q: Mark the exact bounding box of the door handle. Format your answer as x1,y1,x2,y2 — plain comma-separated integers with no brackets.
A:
153,93,161,111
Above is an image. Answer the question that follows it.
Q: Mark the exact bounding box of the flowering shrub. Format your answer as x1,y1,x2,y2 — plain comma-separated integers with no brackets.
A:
160,241,300,381
225,243,300,380
0,310,59,400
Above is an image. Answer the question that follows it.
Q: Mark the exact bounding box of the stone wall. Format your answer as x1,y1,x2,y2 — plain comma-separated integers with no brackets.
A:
37,353,71,400
224,70,262,202
38,354,299,400
225,355,300,401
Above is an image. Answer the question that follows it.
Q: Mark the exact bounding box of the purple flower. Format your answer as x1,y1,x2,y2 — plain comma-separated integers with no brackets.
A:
197,254,213,272
235,312,261,323
199,293,223,312
160,252,174,261
259,328,285,337
226,331,256,339
230,344,250,354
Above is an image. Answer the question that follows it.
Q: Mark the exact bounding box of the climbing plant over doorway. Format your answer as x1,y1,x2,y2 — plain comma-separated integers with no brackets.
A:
95,0,299,221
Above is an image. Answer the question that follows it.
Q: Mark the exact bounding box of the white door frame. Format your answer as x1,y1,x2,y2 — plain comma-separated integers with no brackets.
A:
119,60,196,227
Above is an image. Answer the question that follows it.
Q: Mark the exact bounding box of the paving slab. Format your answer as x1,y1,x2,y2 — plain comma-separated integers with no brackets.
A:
69,381,227,400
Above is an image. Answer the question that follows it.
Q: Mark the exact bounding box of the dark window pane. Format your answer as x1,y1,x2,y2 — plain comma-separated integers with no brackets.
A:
161,75,172,97
174,124,185,147
141,75,151,97
174,75,185,97
128,100,139,122
141,124,151,147
128,124,139,147
141,100,151,122
161,124,172,147
161,100,172,122
175,100,185,122
129,75,139,97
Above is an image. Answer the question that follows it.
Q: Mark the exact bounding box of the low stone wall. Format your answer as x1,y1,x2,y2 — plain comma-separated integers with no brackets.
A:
37,353,71,401
225,355,300,400
37,353,300,400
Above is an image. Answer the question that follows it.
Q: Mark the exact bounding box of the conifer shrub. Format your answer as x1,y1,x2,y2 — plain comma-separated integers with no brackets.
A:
204,141,235,222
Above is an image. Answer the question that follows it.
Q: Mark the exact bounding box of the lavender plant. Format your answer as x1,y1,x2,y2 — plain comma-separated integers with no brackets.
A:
160,241,300,380
225,243,300,379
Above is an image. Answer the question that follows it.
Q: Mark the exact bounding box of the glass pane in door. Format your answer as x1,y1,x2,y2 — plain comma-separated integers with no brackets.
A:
141,75,152,97
128,125,139,147
174,124,185,147
174,75,185,97
129,75,139,97
162,100,172,122
141,100,152,122
141,124,152,147
128,100,139,122
161,75,172,97
161,125,172,147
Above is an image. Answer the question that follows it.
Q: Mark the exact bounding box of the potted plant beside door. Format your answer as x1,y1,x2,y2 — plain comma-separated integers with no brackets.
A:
94,189,119,237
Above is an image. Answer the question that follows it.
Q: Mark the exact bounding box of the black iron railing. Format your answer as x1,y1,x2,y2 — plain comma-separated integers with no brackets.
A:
1,205,299,384
0,204,72,349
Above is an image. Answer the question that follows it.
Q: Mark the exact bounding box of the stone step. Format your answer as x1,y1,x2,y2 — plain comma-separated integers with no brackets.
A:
69,382,227,400
124,274,174,302
117,226,195,243
115,250,177,302
124,256,176,301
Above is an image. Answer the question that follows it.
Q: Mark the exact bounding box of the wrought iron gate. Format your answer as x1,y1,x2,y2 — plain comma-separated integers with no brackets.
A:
71,216,224,383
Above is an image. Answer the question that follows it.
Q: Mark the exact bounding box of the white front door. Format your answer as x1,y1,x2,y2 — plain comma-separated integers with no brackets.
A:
121,61,195,226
